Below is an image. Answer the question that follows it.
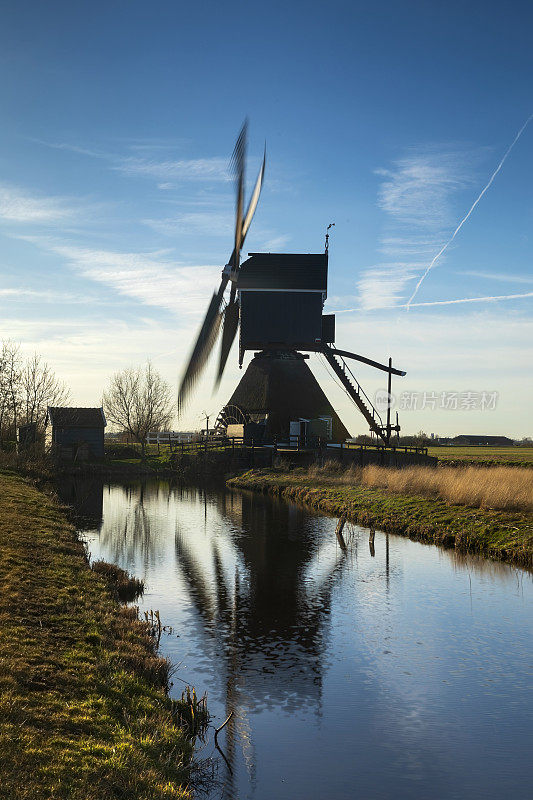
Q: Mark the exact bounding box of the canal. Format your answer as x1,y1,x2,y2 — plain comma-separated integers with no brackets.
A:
61,478,532,800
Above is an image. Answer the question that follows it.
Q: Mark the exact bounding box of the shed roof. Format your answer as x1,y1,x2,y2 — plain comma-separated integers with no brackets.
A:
47,407,106,428
237,253,328,292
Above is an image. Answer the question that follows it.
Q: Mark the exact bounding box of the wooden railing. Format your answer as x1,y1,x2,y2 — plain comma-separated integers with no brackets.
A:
145,435,428,457
330,441,428,455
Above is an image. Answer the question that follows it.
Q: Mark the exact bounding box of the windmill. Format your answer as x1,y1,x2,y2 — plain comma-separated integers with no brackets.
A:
178,122,405,445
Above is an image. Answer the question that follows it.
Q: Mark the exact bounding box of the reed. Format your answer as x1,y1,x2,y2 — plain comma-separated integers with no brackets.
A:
174,685,209,738
361,465,533,513
300,462,532,512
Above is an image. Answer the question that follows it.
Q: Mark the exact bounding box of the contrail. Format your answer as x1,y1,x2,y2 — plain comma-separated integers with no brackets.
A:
335,290,533,313
406,113,533,310
405,290,533,308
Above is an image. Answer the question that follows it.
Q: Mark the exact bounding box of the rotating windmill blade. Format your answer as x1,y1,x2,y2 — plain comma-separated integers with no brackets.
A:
216,146,266,387
177,122,266,414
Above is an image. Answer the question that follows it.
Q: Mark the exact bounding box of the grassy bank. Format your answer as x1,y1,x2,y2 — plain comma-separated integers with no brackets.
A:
426,445,533,467
228,466,533,569
0,471,199,800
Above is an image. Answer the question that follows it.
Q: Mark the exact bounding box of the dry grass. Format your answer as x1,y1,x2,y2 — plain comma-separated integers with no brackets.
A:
303,461,533,512
361,465,533,512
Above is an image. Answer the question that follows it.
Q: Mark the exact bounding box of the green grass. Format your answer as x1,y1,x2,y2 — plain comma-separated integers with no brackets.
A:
229,467,533,569
0,471,199,800
427,446,533,466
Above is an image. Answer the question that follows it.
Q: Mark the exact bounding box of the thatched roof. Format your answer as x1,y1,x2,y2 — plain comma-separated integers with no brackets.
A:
225,351,349,441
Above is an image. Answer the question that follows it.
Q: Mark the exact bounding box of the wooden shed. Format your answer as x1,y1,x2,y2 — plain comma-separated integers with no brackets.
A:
46,407,106,461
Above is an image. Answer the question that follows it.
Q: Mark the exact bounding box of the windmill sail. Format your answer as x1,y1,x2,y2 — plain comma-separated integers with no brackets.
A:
177,121,266,415
177,293,223,414
216,152,267,386
241,148,266,242
215,300,240,388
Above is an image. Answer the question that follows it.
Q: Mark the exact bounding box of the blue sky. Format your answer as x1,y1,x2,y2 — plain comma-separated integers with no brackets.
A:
1,0,532,436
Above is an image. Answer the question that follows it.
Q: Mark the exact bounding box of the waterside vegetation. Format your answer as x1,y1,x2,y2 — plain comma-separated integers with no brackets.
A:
228,463,533,569
0,470,201,800
359,464,532,512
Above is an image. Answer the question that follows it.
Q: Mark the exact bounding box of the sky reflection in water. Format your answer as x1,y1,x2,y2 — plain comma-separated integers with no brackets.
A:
64,478,532,800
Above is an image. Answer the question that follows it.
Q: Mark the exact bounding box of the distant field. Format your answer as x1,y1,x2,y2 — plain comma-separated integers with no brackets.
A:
427,446,533,464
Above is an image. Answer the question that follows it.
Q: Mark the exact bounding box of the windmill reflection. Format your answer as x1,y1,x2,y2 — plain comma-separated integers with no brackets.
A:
172,488,350,793
63,479,384,794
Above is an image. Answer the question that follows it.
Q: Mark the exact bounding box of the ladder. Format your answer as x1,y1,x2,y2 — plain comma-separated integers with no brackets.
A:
321,343,387,442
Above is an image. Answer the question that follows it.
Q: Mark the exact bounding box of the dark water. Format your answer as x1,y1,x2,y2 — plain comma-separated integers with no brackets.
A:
62,477,532,800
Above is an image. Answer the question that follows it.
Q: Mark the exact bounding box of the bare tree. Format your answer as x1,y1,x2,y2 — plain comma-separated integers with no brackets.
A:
103,362,174,456
21,354,70,430
0,341,71,447
0,341,22,444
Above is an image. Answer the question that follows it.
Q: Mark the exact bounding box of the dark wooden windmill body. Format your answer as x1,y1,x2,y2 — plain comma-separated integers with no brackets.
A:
178,123,405,445
220,350,350,443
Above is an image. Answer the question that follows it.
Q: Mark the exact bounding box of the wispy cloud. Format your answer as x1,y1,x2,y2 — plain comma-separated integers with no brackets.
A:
31,137,231,185
0,287,91,303
23,237,221,318
359,120,532,313
143,211,233,238
356,148,474,310
28,139,106,159
456,269,533,285
356,263,421,310
58,246,221,317
376,150,469,228
405,116,533,309
113,156,229,182
0,184,74,223
379,236,441,258
261,234,291,251
407,114,533,308
115,137,191,152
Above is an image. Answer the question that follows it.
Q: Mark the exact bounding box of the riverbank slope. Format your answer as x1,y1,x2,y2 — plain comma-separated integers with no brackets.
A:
228,468,533,569
0,471,195,800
